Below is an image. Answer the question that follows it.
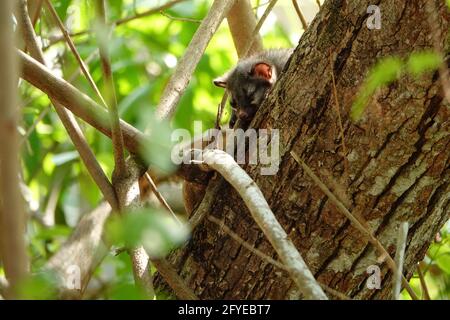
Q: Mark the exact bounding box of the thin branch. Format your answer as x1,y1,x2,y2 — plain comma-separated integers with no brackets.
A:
153,0,238,123
292,0,308,30
201,149,327,300
21,50,98,145
0,0,28,298
44,0,107,107
16,0,119,211
416,263,431,300
115,0,187,25
242,0,278,58
129,246,154,298
152,259,198,300
208,215,286,270
144,172,182,224
290,151,419,300
215,92,229,129
138,173,198,300
95,0,127,178
17,49,146,155
20,104,50,143
209,215,351,300
159,10,201,24
227,0,264,57
188,176,224,230
329,52,349,181
29,0,43,26
393,222,409,300
46,0,187,47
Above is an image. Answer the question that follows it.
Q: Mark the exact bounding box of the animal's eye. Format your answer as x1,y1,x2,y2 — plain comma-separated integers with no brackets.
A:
230,99,237,108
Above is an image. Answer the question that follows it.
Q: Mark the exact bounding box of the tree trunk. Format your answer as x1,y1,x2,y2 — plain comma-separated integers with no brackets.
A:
156,0,450,299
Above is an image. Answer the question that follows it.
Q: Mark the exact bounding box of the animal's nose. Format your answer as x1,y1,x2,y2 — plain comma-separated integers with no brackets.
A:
237,109,248,120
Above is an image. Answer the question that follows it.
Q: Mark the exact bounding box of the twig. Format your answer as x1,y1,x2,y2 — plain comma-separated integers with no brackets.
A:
329,51,349,181
215,92,229,129
129,246,154,298
95,0,127,179
20,105,50,143
292,0,308,30
153,0,238,123
208,215,350,300
139,172,198,300
16,0,119,211
290,151,419,300
416,263,431,300
0,0,28,298
21,50,98,145
393,222,409,300
159,10,201,24
201,149,327,299
152,259,198,300
208,215,286,269
46,0,187,47
144,172,182,225
44,0,107,108
17,49,146,155
242,0,278,58
227,0,264,57
115,0,186,26
29,0,43,26
188,176,224,230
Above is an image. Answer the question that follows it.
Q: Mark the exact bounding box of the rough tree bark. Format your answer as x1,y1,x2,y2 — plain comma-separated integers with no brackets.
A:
155,0,449,299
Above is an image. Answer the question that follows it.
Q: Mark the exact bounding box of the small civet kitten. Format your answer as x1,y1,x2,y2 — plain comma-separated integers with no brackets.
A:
214,48,293,127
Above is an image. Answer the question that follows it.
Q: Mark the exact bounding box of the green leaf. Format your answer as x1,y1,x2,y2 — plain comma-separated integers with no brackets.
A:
436,253,450,275
351,56,403,121
108,282,147,300
17,271,59,300
34,225,71,240
139,111,176,175
406,51,442,76
106,208,189,259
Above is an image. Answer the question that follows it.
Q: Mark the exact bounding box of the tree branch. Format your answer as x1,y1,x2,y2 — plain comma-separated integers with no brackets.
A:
17,49,146,155
45,0,187,47
292,0,308,30
16,0,119,211
95,0,127,179
227,0,263,57
200,149,327,300
0,0,28,298
44,0,107,107
153,0,237,123
393,222,409,300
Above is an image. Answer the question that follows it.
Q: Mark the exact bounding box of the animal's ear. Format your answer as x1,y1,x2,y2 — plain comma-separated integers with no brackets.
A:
213,72,229,88
251,62,272,81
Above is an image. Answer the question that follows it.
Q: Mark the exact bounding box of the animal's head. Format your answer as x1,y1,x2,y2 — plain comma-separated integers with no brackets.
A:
214,59,276,123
